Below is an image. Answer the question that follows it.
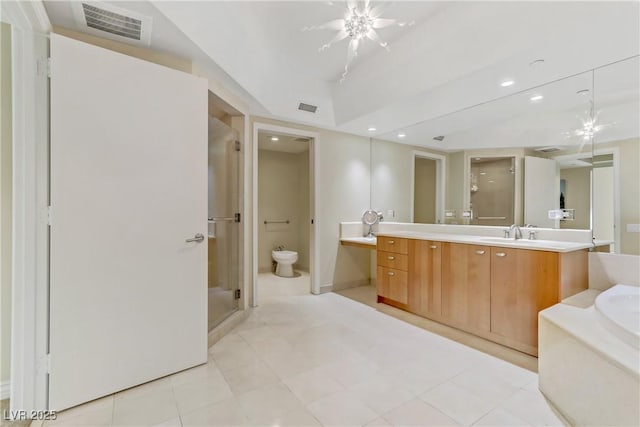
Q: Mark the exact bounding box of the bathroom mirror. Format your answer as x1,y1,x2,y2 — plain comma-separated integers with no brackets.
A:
371,69,595,230
590,56,640,255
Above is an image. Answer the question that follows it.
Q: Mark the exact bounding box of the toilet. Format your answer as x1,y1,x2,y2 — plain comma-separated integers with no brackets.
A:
271,250,298,277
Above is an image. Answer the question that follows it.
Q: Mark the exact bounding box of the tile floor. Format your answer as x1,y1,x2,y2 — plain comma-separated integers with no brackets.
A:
33,278,567,427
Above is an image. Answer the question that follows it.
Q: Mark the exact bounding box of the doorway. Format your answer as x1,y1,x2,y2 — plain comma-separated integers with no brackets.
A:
411,151,446,224
252,123,319,305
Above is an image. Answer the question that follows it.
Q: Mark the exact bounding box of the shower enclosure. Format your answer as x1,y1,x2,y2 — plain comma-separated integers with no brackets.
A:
208,117,241,330
469,157,515,226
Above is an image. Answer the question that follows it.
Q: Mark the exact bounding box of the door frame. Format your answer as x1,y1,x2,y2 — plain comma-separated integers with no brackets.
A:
2,0,51,412
409,150,446,224
252,122,320,305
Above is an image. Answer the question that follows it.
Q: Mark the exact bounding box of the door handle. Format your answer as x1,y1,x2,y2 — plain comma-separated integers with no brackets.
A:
185,233,205,243
475,250,486,255
387,271,395,276
208,217,235,222
387,256,395,260
430,245,438,249
495,252,507,257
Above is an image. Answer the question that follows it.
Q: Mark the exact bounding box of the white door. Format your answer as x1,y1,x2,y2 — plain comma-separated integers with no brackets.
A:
524,156,559,228
49,34,208,410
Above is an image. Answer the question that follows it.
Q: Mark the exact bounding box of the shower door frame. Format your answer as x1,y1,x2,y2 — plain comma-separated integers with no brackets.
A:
251,123,320,305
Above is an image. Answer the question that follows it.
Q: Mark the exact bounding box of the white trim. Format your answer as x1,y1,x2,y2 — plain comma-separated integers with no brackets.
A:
592,147,621,252
0,381,10,400
2,0,51,412
252,123,320,305
409,150,446,224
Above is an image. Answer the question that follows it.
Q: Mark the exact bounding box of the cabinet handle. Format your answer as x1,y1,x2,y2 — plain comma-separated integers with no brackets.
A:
388,240,395,244
387,256,395,260
475,250,486,255
495,252,507,257
430,245,438,249
388,271,395,276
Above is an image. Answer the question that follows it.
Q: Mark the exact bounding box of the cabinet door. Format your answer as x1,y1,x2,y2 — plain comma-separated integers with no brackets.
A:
441,243,491,331
490,248,558,347
408,240,442,316
377,266,408,304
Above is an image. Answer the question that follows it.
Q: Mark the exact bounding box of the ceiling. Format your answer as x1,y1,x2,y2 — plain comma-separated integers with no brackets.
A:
258,131,310,154
44,1,640,150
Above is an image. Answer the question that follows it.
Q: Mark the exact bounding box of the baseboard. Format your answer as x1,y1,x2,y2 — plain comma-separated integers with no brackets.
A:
207,309,250,348
319,284,333,294
0,381,10,400
331,279,371,292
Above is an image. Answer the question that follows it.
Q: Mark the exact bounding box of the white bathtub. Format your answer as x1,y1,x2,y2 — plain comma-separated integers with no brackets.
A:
539,285,640,426
594,284,640,349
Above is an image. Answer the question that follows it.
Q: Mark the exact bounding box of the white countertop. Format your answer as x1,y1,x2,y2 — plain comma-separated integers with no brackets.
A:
373,231,594,252
340,237,377,247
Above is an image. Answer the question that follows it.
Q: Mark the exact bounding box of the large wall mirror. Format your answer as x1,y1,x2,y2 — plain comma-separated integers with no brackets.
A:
371,56,639,255
590,56,639,255
371,70,595,230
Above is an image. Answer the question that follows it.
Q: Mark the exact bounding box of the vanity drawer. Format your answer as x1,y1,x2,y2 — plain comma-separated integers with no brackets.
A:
377,251,408,270
377,236,408,254
377,266,408,304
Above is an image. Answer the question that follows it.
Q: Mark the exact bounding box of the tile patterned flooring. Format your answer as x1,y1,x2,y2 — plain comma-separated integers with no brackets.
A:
33,277,567,426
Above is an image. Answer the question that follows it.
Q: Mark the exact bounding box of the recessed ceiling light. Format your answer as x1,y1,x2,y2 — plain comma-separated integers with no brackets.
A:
368,127,377,132
270,136,279,141
529,59,545,68
397,133,406,138
530,95,544,102
500,80,515,87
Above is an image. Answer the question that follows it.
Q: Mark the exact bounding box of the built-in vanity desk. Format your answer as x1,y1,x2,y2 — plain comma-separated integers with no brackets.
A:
374,231,591,356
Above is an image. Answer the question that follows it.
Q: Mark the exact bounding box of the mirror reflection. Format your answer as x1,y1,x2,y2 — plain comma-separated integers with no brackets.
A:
371,56,639,255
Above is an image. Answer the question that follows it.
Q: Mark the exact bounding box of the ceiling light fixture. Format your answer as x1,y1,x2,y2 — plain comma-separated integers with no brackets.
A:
500,80,515,87
397,133,406,139
270,136,279,141
530,95,544,102
304,3,413,82
368,127,377,132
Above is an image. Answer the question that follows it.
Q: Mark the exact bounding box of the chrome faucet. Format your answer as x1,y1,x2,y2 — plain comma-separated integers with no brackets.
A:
507,224,523,240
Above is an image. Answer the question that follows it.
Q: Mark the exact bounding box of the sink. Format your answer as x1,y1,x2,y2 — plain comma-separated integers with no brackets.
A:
477,237,568,248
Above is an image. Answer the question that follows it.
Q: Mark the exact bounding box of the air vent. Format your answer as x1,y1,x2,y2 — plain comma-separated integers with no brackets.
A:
72,2,152,46
535,146,563,153
433,136,445,141
298,103,318,113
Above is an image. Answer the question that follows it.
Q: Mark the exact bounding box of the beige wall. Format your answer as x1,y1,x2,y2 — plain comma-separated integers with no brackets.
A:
414,157,436,223
1,21,12,385
258,149,310,272
597,138,640,255
53,26,192,73
560,167,591,230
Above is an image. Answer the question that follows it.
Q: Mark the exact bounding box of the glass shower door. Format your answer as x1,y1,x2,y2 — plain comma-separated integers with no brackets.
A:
208,117,240,331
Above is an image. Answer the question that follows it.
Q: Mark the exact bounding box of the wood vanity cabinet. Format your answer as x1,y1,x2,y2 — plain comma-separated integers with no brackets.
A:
441,243,491,332
489,247,587,352
377,237,409,305
407,240,442,316
376,236,588,356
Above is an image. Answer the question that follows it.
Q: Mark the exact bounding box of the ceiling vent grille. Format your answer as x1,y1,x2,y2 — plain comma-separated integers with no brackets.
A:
298,103,318,113
72,2,152,46
535,146,563,153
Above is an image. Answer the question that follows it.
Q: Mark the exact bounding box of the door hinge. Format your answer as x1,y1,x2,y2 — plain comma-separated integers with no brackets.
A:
234,289,241,299
234,213,241,223
234,140,241,152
